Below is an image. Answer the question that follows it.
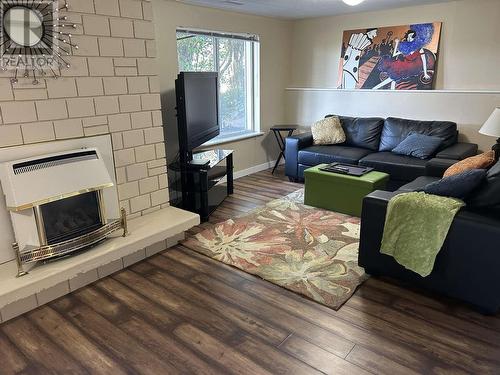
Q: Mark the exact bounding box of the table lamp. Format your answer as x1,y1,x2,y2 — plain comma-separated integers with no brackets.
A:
479,107,500,159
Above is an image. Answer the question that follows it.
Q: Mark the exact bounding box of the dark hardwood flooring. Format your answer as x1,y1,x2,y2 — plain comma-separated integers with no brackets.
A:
1,167,499,374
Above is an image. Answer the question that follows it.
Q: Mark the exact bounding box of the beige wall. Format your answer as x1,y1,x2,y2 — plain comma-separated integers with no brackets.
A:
0,0,168,217
290,0,500,90
151,0,292,172
286,0,500,151
150,0,500,165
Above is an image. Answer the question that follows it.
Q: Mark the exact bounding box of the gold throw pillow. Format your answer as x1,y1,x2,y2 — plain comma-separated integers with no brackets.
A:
443,150,496,177
311,116,346,145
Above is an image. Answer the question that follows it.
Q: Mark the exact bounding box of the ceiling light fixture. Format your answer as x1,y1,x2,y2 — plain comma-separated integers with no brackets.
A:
342,0,365,6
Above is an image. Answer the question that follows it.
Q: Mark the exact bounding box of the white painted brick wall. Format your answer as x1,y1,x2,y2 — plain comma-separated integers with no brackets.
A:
0,0,169,216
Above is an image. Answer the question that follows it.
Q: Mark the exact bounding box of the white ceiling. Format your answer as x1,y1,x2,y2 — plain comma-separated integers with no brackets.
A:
176,0,456,20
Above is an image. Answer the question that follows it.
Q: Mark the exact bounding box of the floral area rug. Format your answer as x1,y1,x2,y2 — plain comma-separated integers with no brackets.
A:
182,189,368,310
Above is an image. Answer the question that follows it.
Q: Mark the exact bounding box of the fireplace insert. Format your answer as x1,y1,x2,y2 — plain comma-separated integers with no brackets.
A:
18,187,127,267
0,147,128,276
40,191,104,245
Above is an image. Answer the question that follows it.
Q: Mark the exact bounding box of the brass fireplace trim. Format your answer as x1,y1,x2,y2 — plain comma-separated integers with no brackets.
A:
13,243,28,278
33,206,48,246
16,217,126,267
7,183,115,212
120,207,129,237
97,190,108,225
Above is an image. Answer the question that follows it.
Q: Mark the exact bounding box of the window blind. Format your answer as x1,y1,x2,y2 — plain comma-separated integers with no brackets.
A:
177,27,260,43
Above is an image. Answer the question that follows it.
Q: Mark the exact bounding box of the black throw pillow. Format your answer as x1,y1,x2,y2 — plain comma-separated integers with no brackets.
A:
423,169,487,199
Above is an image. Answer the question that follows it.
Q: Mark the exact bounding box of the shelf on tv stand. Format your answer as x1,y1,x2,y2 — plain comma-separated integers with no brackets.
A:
180,149,234,222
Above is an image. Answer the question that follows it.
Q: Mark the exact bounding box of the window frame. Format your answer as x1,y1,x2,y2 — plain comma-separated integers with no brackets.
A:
176,28,261,145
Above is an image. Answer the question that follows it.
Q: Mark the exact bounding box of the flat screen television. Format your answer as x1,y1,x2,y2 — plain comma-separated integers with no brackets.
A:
175,72,219,162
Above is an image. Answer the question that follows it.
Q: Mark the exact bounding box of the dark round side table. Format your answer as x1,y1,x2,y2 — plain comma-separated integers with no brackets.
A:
270,125,298,175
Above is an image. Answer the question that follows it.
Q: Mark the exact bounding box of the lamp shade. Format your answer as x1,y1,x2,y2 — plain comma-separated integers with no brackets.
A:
342,0,365,5
479,107,500,137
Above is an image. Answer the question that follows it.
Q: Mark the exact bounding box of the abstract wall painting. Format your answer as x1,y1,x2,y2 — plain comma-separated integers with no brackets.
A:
338,22,442,90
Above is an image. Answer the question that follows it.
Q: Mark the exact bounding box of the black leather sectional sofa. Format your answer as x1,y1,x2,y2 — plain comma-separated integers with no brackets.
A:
285,116,478,190
359,166,500,314
285,115,500,312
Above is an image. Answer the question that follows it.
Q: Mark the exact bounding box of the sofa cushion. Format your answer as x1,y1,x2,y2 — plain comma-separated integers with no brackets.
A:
359,152,428,181
468,159,500,212
398,176,440,192
392,133,443,160
426,158,459,177
311,116,346,145
338,116,384,151
443,150,496,177
379,117,458,152
424,169,487,199
298,145,373,166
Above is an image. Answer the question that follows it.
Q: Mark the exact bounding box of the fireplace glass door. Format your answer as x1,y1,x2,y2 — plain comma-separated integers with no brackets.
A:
40,191,103,245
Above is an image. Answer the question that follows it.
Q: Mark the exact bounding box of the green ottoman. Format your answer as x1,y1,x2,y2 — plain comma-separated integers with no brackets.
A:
304,164,389,216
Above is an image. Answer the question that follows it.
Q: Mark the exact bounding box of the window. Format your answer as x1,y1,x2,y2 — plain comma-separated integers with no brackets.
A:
176,28,260,143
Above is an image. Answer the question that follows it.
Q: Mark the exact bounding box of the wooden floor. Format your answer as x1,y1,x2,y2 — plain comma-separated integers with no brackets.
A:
1,167,500,375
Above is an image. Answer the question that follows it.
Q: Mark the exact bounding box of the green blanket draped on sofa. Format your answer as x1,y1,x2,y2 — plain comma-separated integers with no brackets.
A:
380,192,465,277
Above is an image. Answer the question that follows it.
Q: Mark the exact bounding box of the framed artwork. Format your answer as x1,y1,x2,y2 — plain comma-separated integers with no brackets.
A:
338,22,442,90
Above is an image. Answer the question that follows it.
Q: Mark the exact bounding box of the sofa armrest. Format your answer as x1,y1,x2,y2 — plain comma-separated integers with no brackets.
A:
436,142,478,160
358,190,401,269
286,132,313,151
285,132,313,179
425,158,458,177
362,190,400,206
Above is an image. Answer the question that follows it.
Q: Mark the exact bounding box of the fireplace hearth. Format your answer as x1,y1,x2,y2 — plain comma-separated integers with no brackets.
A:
0,136,199,323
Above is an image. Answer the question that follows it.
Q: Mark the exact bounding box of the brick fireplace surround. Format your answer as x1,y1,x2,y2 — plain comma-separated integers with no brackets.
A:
0,0,167,218
0,0,200,322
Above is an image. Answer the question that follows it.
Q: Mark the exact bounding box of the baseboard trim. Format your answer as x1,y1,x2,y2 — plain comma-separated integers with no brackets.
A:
234,160,280,179
219,159,283,183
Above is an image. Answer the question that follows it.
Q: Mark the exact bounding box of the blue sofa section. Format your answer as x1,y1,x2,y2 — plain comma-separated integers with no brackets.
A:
285,116,478,190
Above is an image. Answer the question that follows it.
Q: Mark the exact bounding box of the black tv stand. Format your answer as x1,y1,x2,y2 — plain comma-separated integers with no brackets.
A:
180,149,233,222
188,159,210,169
